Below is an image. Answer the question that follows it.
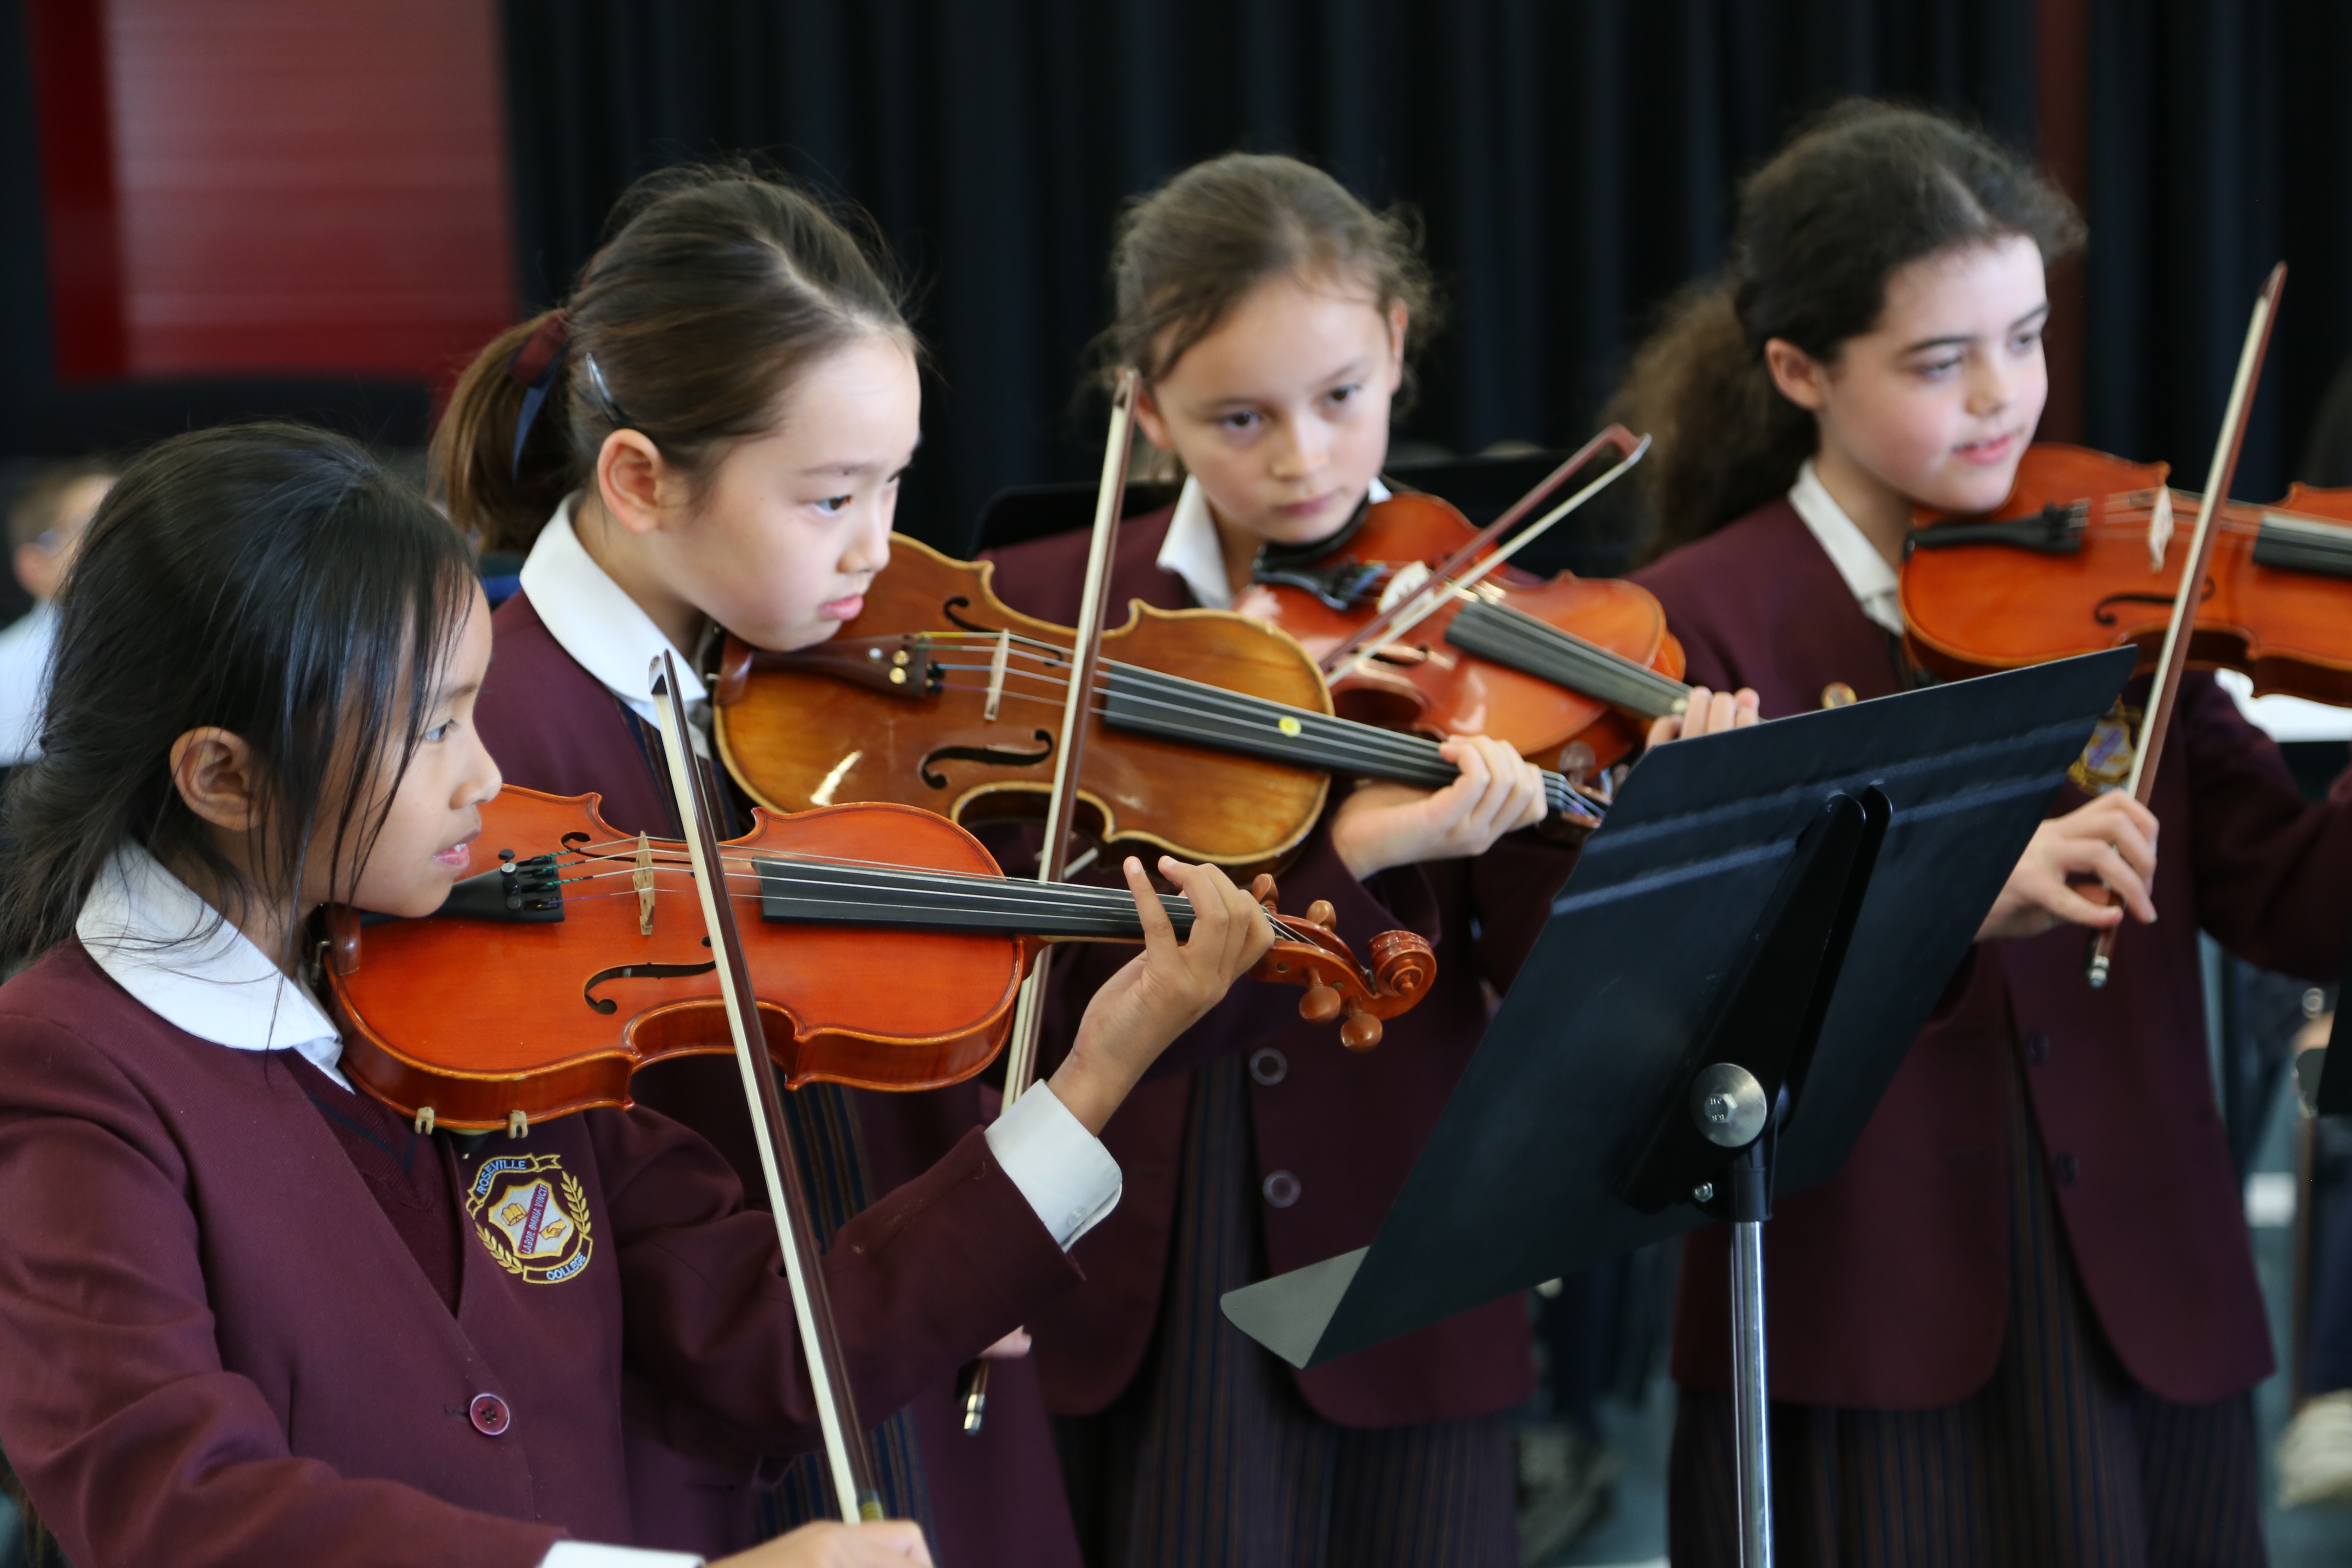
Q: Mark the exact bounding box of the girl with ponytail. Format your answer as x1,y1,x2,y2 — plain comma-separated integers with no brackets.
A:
435,164,1272,1568
1623,101,2352,1564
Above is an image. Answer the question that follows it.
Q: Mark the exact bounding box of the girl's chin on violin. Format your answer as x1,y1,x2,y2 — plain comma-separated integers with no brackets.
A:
1240,486,1360,548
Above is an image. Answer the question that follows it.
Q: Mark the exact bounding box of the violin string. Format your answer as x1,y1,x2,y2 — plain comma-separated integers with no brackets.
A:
919,670,1494,786
885,634,1600,814
922,644,1575,792
537,856,1317,944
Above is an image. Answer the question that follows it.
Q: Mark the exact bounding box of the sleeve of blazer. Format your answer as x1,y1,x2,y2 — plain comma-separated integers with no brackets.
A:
596,1109,1081,1452
0,1017,564,1568
2179,673,2352,977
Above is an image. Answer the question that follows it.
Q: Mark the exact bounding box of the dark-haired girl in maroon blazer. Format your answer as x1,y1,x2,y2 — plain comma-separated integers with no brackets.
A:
1616,101,2352,1567
0,435,1273,1565
435,167,1182,1568
976,152,1754,1568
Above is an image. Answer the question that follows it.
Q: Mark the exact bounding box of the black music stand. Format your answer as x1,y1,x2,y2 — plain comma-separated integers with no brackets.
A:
1221,647,2135,1568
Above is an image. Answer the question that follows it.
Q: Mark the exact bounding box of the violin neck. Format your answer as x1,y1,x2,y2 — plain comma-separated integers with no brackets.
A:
1095,660,1585,819
1440,599,1688,719
754,856,1191,942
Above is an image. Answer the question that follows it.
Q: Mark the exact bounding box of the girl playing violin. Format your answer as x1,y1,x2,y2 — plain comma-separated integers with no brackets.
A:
1621,101,2352,1565
0,423,1271,1568
435,165,1129,1567
976,151,1754,1568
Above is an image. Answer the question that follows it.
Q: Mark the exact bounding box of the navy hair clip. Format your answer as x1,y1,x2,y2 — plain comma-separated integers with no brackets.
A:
505,312,573,482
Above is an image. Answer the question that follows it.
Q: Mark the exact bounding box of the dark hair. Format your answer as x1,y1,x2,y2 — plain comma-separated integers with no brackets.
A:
0,422,477,965
1097,153,1440,407
8,457,116,552
1617,101,2084,560
433,162,911,554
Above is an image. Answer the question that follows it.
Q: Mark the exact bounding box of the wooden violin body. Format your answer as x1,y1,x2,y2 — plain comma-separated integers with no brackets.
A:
712,536,1605,867
1236,492,1688,768
325,787,1435,1133
1903,442,2352,705
714,536,1335,866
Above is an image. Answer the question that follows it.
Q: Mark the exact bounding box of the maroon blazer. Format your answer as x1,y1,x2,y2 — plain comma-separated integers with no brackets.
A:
980,506,1580,1428
1633,498,2352,1408
477,589,1083,1567
0,943,1072,1568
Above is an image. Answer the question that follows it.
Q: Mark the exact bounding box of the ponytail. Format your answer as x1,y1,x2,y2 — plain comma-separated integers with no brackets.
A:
430,312,574,555
1617,100,2083,558
1618,282,1815,564
433,162,911,555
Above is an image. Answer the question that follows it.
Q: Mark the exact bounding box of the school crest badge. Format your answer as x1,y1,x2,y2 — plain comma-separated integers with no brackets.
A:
2068,699,2142,795
466,1152,594,1284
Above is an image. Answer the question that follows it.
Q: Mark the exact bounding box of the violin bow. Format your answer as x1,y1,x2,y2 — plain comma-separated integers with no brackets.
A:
649,651,883,1519
2086,260,2286,988
958,367,1141,1434
1317,425,1652,678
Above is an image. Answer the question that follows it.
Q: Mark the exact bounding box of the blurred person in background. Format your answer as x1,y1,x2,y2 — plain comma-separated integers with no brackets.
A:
0,460,115,768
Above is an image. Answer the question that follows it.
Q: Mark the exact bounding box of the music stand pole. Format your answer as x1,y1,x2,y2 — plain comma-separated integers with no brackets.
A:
1729,1136,1773,1567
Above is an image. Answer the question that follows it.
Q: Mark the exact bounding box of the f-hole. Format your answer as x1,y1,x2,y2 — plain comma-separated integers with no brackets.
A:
920,729,1055,789
584,961,718,1014
2095,575,2214,626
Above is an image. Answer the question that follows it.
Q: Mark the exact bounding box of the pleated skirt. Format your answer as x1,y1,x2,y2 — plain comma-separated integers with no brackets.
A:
1669,1068,2265,1568
1055,1054,1515,1568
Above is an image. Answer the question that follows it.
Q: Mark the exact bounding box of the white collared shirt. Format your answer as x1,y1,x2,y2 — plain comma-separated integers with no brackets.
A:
518,500,1123,1250
77,843,349,1090
517,497,714,750
1156,475,1392,609
1786,460,1905,635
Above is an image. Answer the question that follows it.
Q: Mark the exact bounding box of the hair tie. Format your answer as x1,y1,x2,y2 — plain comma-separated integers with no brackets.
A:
505,311,573,482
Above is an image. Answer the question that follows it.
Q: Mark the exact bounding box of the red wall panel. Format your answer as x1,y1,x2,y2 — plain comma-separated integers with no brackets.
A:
25,0,127,380
44,0,517,383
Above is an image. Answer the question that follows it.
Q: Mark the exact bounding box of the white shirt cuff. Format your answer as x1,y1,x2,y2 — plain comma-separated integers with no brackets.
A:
985,1082,1123,1248
541,1544,702,1567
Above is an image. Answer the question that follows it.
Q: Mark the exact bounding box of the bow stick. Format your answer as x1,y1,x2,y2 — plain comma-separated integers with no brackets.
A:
958,367,1141,1434
1317,425,1652,680
649,650,882,1519
2086,261,2286,988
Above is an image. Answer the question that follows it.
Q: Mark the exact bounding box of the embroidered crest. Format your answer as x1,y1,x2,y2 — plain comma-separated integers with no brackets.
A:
466,1152,594,1284
2069,699,2143,794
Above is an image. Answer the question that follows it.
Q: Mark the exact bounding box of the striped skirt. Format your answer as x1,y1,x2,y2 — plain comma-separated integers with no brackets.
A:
1055,1054,1515,1568
1669,1069,2264,1568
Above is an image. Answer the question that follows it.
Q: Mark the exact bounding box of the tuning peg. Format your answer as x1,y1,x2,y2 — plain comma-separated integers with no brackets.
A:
1304,899,1335,928
1250,872,1281,913
1340,1010,1383,1051
1298,978,1343,1023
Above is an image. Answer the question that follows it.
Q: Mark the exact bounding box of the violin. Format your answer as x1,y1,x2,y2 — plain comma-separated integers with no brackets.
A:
707,536,1607,873
1903,264,2297,987
322,784,1439,1134
1903,441,2352,704
1233,427,1691,769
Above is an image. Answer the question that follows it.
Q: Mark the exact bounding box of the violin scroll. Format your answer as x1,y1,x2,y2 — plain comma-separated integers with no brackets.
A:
1244,870,1433,1050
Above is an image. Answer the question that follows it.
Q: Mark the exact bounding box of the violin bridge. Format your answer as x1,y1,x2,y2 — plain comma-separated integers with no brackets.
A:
2147,487,2174,573
1376,559,1433,614
634,832,656,936
984,627,1011,722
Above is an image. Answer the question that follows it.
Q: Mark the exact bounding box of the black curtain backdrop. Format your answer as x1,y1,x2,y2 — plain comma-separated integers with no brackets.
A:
2085,0,2352,499
500,0,2039,554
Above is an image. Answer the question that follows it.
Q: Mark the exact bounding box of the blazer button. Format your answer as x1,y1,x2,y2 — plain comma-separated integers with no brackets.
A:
1262,1170,1302,1208
469,1392,511,1437
2054,1154,2080,1186
2023,1033,2050,1065
1249,1047,1289,1086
